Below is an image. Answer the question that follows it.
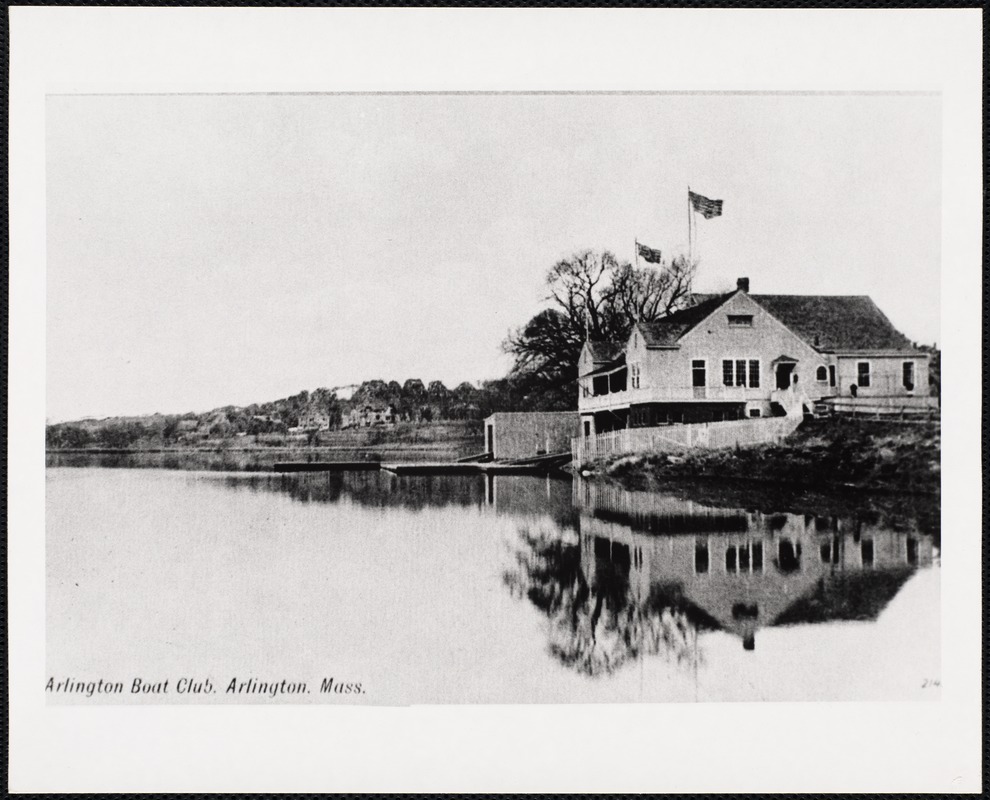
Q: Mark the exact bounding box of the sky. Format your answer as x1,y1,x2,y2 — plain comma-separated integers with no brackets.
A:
46,92,941,422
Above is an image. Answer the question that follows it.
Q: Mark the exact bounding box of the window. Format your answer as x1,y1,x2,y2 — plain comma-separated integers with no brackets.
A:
724,541,763,574
723,359,759,387
748,408,762,418
695,542,709,574
906,537,918,566
630,363,641,389
752,541,763,571
735,359,746,386
857,361,871,387
727,314,753,327
861,539,874,568
902,361,915,391
691,360,706,387
829,365,837,387
816,365,828,382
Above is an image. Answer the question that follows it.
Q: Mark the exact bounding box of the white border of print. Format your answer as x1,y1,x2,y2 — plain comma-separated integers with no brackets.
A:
9,7,982,793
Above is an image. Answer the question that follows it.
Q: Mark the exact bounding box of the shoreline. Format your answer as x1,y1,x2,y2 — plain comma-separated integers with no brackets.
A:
578,417,940,498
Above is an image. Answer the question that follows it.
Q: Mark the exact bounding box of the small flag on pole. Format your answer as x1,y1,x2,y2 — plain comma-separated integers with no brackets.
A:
636,241,663,264
689,190,723,219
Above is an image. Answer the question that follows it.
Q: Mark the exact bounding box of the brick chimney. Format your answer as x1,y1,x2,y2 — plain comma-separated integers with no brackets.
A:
736,277,750,293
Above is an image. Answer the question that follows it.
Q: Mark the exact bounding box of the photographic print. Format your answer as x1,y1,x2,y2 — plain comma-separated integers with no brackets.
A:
9,7,982,794
45,91,942,705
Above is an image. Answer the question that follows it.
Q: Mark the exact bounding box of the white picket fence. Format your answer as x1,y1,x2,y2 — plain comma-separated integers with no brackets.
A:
571,416,802,464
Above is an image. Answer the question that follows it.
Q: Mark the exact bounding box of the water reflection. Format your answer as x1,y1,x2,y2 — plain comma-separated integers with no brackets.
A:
212,470,935,673
49,461,937,691
572,480,932,652
504,526,710,677
209,470,579,525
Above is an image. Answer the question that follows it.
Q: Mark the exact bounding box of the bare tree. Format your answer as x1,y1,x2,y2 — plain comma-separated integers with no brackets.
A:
503,249,696,408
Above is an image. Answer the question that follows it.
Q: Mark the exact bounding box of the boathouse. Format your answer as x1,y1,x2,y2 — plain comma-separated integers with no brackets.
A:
483,411,581,460
578,277,935,434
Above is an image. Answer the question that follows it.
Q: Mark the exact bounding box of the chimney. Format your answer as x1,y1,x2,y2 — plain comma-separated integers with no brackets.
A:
737,277,750,293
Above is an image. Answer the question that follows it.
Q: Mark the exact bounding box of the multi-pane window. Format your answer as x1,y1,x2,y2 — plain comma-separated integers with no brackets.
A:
902,361,915,391
735,359,746,386
722,359,760,387
857,361,871,387
691,360,706,387
630,364,641,389
724,541,764,574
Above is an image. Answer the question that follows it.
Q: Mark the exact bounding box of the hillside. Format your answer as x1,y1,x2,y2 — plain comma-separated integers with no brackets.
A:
46,379,493,450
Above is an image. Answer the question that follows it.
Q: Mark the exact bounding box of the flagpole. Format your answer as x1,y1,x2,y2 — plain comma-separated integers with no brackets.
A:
687,186,692,263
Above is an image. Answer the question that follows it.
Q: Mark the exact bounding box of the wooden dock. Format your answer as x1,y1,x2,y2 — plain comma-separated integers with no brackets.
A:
273,461,381,473
274,451,571,476
380,452,571,476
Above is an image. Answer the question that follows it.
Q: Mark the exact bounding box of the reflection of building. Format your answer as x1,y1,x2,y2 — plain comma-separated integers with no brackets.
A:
575,479,933,650
484,474,576,528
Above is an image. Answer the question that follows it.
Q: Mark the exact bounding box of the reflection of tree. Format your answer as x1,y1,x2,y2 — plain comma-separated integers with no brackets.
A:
504,527,714,677
215,471,488,512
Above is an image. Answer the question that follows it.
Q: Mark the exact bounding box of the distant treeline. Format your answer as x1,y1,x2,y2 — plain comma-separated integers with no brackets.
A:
45,374,564,450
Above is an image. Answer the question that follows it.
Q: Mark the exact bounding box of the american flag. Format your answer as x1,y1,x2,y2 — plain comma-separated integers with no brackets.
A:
636,241,663,264
689,190,723,219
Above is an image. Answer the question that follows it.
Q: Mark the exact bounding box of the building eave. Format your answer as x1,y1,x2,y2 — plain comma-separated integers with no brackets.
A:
830,350,929,358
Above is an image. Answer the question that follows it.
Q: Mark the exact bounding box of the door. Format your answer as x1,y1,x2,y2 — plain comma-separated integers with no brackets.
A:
775,363,795,390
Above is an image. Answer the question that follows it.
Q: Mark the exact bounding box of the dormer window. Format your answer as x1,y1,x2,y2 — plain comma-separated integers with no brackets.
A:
727,314,753,327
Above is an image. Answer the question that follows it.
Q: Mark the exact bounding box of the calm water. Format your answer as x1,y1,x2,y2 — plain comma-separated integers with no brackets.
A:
46,464,940,703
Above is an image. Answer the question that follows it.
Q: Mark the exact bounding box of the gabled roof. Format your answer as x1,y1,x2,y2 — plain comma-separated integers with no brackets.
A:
582,352,626,379
635,292,734,347
630,290,919,354
749,294,917,353
584,340,626,363
772,568,915,627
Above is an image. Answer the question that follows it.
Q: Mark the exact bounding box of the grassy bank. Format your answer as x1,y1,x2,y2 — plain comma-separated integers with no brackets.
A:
589,417,940,496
